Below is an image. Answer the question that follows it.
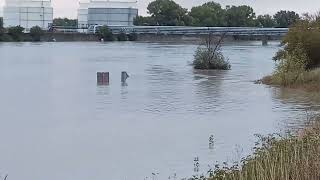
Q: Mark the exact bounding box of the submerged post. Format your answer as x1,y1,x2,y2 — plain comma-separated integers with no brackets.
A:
121,71,129,83
97,72,109,85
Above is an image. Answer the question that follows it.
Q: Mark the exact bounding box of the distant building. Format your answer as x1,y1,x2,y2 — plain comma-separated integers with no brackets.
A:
78,0,138,28
3,0,53,31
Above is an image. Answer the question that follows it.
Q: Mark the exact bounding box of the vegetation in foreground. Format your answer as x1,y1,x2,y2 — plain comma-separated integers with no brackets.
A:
262,13,320,91
193,34,231,70
204,118,320,180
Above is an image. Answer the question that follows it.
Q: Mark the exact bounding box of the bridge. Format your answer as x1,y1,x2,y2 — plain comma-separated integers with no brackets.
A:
107,26,289,36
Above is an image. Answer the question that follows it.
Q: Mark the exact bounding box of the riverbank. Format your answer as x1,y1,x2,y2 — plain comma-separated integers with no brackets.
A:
261,68,320,92
207,116,320,180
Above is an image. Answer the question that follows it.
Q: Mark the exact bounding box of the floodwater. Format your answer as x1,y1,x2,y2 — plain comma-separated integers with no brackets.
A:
0,41,319,180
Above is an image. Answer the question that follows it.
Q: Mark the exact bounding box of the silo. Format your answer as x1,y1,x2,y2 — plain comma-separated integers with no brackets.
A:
78,0,138,27
3,0,53,31
78,1,89,28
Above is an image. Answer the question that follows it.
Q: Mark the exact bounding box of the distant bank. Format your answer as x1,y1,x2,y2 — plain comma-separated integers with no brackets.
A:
0,32,286,43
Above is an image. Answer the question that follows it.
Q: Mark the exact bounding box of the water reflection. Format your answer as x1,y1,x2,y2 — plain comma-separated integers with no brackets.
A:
144,64,183,113
271,87,320,131
193,70,228,114
0,41,311,180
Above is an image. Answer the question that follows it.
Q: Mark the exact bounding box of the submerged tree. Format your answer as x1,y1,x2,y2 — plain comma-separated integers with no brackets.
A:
7,26,24,41
97,25,114,41
30,26,44,41
0,17,3,29
193,33,231,70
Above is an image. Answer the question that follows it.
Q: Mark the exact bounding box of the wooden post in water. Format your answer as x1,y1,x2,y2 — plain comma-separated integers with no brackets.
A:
121,71,129,83
97,72,109,85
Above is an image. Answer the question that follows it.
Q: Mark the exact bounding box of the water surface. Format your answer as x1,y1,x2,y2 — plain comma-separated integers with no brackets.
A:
0,41,318,180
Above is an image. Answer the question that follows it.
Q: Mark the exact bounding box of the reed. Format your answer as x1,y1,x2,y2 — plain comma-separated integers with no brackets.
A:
208,120,320,180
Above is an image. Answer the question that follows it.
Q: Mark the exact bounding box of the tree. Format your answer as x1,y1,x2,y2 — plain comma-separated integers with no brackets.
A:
0,17,3,29
147,0,190,26
189,2,226,27
30,26,44,41
117,31,127,41
8,26,25,41
193,33,230,70
274,16,320,69
134,16,156,26
53,18,78,27
225,5,256,27
274,10,300,27
257,15,276,27
97,25,114,41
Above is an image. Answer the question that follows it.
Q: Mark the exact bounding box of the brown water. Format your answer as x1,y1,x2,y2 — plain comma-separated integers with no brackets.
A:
0,41,318,180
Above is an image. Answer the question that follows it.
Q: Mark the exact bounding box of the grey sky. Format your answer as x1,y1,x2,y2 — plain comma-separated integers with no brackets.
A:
0,0,319,18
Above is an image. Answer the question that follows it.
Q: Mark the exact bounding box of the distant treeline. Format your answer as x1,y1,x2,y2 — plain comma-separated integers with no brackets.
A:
0,0,301,30
134,0,301,28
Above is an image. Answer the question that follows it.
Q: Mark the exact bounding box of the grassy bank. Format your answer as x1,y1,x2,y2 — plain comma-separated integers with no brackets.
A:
206,118,320,180
262,68,320,91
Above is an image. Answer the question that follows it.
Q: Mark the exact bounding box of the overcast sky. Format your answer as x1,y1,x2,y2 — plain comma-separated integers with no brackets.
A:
0,0,319,18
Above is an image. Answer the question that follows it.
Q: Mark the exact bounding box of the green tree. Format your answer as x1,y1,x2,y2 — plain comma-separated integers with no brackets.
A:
53,18,78,27
257,14,276,27
30,26,44,41
97,25,114,41
134,16,156,26
225,5,256,27
274,16,320,69
0,17,3,29
8,26,25,41
147,0,190,26
274,10,300,27
189,2,226,27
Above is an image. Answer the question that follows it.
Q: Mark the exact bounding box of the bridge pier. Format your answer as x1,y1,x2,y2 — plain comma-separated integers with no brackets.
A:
262,35,269,46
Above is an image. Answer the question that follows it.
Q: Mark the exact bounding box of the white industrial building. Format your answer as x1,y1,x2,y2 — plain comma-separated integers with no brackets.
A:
3,0,53,31
78,0,138,28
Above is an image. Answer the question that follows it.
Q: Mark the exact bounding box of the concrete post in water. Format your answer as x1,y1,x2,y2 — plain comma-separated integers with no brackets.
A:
262,35,268,46
97,72,109,85
121,71,129,83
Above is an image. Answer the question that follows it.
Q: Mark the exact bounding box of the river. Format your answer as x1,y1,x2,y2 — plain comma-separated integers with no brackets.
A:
0,41,319,180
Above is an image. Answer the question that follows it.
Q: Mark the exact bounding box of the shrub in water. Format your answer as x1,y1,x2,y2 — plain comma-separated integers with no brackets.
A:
97,25,114,41
30,26,44,42
193,34,230,70
128,32,138,41
7,26,24,41
117,32,127,41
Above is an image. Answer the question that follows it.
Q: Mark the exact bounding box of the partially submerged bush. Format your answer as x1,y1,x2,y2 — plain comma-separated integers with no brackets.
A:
193,34,231,70
128,32,138,41
117,31,127,41
96,25,114,41
30,26,44,42
7,26,24,41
